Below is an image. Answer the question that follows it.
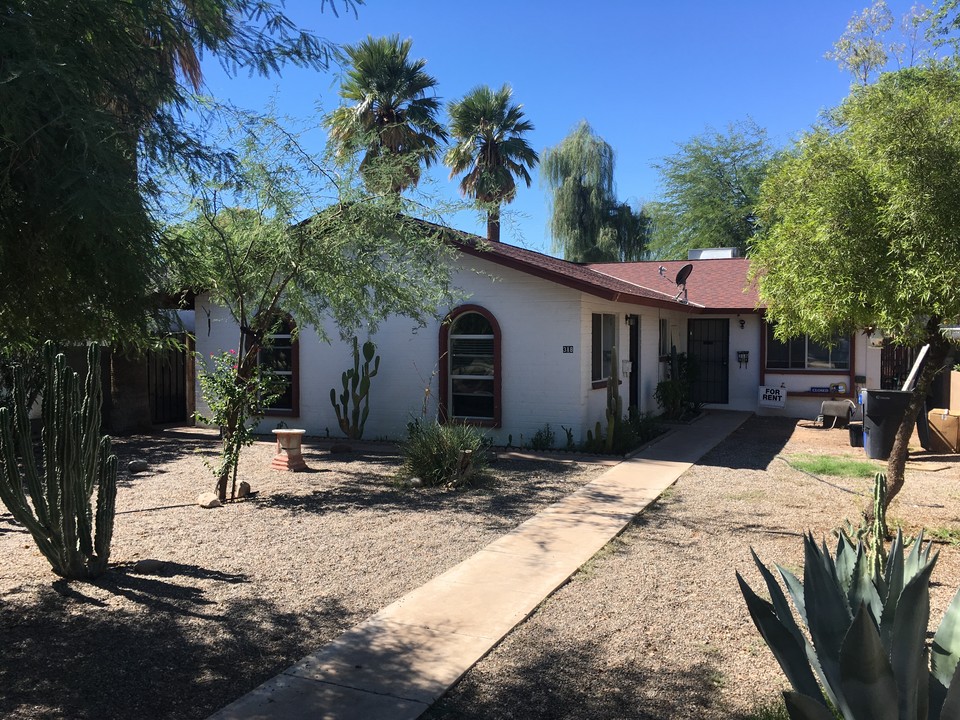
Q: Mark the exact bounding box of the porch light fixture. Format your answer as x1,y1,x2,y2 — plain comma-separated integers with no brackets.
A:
739,318,745,329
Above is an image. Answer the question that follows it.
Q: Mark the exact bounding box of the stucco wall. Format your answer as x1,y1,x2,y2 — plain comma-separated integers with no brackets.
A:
195,253,591,445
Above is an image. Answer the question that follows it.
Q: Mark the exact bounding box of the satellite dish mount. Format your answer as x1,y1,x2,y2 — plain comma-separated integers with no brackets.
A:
674,263,693,303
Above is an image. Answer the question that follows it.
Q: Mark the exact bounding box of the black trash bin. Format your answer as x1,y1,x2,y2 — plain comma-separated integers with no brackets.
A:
848,421,864,447
863,389,912,460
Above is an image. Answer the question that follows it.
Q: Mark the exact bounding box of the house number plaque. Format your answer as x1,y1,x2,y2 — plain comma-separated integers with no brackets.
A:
562,346,574,353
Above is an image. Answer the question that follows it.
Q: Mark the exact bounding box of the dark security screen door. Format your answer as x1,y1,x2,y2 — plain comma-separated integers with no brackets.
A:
687,319,729,404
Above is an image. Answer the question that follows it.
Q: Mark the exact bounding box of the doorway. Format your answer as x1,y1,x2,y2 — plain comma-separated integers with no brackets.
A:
628,315,640,412
687,319,729,404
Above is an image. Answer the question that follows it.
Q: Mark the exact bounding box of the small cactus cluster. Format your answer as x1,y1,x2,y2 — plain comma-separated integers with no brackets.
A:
0,343,117,580
330,337,380,440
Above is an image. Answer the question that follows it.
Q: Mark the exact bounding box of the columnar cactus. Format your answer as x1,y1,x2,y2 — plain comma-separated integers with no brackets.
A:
0,343,118,579
330,337,380,440
604,345,622,452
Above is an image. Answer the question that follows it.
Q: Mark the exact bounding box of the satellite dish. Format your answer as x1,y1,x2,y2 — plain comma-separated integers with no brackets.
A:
674,263,693,303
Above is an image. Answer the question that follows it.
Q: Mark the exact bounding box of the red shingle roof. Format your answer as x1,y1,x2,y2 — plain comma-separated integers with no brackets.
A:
422,219,760,312
447,234,689,310
588,258,762,312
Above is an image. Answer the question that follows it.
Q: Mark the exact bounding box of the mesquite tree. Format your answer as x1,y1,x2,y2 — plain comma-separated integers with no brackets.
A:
169,112,460,501
752,64,960,513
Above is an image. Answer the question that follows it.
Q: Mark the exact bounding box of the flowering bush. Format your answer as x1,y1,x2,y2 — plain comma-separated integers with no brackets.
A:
196,349,282,499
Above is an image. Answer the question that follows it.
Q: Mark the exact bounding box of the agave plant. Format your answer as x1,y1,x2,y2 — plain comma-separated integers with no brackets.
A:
737,530,960,719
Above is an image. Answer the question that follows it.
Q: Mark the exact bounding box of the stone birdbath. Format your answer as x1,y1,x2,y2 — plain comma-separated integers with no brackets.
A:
271,428,308,471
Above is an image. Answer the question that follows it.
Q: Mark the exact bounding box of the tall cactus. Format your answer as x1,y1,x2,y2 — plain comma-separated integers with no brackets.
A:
0,343,117,579
605,345,623,452
330,337,380,440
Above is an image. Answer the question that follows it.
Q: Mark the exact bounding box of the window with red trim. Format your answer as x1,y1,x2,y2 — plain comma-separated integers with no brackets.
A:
440,306,501,427
258,317,299,415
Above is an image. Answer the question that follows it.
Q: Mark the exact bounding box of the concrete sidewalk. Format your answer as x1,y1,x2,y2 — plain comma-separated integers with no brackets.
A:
208,411,751,720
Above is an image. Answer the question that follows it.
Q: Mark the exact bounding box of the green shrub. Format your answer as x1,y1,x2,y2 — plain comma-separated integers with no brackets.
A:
583,412,664,455
400,421,490,487
738,528,960,720
530,423,555,451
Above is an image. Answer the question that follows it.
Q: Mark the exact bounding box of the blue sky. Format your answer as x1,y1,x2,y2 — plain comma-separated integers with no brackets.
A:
199,0,921,256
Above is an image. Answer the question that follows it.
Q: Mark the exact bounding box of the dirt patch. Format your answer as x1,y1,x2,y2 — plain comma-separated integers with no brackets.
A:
0,430,606,720
423,415,960,720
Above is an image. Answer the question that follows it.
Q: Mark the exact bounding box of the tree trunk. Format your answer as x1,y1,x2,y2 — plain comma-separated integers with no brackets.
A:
487,208,500,243
884,324,950,511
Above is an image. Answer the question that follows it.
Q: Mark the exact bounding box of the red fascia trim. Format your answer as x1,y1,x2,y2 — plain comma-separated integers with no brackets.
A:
453,242,686,312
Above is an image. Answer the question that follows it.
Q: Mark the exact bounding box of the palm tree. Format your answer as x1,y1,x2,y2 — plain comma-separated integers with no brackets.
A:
327,35,447,192
445,84,538,242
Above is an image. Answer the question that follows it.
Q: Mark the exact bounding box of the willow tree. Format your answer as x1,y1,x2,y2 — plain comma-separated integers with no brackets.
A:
752,63,960,512
445,84,538,243
541,121,646,262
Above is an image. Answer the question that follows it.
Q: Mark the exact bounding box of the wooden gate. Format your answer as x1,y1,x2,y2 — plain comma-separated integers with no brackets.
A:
148,338,187,424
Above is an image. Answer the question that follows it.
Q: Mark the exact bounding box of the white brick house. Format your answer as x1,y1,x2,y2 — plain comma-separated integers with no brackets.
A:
194,231,878,443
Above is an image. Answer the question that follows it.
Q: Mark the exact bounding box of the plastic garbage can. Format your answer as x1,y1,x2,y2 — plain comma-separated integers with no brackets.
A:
862,389,912,460
848,421,864,447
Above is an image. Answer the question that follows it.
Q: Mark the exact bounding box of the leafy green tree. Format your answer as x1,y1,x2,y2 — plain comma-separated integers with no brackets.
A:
646,119,774,260
752,64,960,513
826,0,934,84
0,0,359,412
327,35,447,193
445,84,538,243
542,121,647,262
168,113,458,500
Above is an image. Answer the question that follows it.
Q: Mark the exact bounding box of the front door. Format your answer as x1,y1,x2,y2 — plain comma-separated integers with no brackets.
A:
687,319,729,405
628,315,640,412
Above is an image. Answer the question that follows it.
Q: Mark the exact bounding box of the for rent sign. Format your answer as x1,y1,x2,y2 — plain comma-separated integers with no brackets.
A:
758,385,786,409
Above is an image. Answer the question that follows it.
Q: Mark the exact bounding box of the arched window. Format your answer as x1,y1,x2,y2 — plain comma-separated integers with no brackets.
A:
439,305,501,427
258,316,299,416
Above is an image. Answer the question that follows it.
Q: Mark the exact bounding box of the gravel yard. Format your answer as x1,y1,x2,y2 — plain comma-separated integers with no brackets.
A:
0,430,607,720
2,416,959,720
424,416,960,720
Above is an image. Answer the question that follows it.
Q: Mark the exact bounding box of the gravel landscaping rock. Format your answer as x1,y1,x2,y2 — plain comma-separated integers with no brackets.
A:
0,429,606,720
423,416,960,720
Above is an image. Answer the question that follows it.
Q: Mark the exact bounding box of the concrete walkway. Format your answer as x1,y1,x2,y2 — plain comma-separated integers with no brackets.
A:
208,411,751,720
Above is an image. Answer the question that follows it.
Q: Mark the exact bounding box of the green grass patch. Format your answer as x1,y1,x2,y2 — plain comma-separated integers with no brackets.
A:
788,454,881,478
927,526,960,546
743,700,790,720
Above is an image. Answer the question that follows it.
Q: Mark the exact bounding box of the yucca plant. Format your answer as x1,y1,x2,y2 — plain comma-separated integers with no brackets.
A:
400,421,489,487
738,530,960,720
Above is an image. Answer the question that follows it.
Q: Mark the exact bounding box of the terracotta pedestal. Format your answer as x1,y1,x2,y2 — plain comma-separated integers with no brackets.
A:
271,429,308,471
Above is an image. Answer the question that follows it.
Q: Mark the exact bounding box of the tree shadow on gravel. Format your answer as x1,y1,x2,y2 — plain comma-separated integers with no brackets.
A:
422,635,742,720
0,569,353,720
110,432,220,467
694,416,795,471
257,459,594,521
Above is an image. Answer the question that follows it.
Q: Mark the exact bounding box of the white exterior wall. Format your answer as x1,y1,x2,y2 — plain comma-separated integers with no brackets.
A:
195,253,592,445
757,333,872,420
